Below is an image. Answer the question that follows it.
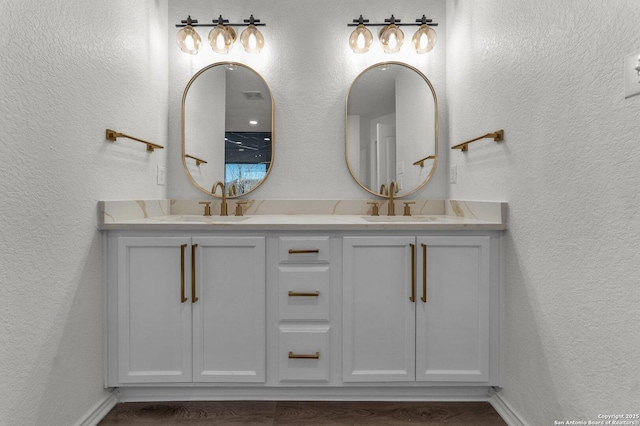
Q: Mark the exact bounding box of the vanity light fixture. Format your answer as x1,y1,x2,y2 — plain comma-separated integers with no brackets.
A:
175,15,265,55
347,14,438,54
348,16,374,53
176,16,202,55
379,15,404,54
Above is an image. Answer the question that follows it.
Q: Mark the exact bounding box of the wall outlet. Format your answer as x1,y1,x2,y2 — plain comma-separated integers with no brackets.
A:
157,165,166,185
450,165,457,184
624,49,640,98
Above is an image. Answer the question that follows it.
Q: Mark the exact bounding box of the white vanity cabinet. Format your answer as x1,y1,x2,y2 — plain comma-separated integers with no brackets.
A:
342,235,494,385
106,228,501,396
107,235,265,387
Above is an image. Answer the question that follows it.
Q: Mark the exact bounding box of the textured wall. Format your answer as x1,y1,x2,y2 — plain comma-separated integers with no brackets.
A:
447,0,640,424
0,1,168,424
167,0,448,200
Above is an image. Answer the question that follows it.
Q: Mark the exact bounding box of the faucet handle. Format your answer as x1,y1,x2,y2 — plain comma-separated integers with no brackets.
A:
367,201,380,216
403,202,416,217
199,201,212,216
235,201,248,216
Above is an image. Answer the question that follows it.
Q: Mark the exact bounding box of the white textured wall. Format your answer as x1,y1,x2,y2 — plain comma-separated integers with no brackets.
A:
447,1,640,424
0,1,168,424
168,0,448,200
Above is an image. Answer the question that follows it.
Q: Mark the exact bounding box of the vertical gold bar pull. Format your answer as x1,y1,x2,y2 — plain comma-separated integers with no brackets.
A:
421,244,427,303
288,352,320,359
191,244,199,303
180,244,188,303
410,243,416,303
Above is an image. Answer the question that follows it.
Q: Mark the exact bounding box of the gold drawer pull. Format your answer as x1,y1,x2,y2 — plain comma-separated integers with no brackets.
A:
180,244,188,303
288,249,320,254
288,351,320,359
288,291,320,297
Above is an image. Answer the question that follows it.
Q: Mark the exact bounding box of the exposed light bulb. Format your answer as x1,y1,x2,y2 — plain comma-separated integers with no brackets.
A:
412,24,436,54
349,24,373,54
379,24,404,54
209,24,236,54
240,24,265,53
176,25,201,55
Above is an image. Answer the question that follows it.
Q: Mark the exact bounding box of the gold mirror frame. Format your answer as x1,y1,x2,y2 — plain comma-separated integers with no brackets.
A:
345,61,438,198
181,62,275,198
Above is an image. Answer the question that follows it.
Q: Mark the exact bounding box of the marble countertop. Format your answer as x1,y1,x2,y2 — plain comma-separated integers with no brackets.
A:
99,200,507,231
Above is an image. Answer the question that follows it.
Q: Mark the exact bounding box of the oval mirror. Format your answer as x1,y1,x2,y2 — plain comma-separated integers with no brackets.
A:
182,62,274,198
346,62,438,198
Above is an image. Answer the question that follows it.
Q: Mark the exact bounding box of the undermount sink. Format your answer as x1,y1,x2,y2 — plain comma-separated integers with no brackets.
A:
178,215,250,222
362,215,435,222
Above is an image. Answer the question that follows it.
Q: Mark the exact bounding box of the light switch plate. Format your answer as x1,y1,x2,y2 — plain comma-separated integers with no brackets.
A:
624,49,640,99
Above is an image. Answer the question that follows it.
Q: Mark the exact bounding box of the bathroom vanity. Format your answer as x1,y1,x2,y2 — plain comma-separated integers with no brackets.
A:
101,199,506,401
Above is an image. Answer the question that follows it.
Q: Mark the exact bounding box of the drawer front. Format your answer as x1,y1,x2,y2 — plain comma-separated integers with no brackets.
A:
279,326,330,382
279,237,330,264
279,267,330,321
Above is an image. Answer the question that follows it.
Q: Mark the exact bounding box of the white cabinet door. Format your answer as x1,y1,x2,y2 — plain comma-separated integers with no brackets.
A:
192,236,266,383
343,236,416,382
117,237,192,383
415,236,491,383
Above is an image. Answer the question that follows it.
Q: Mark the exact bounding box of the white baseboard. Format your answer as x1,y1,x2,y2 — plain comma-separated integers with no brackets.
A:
74,392,119,426
116,386,493,402
489,391,527,426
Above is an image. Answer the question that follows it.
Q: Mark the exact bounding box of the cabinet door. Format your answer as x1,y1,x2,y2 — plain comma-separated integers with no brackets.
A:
117,237,192,383
415,236,490,382
192,237,266,383
343,236,416,382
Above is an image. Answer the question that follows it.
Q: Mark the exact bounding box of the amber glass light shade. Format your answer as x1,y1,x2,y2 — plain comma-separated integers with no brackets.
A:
176,25,202,55
240,24,265,53
379,24,404,54
209,25,237,54
412,24,437,54
349,24,373,53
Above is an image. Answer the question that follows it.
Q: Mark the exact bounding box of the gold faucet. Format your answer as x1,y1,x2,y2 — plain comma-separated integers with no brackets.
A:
379,184,389,196
211,181,228,216
228,183,237,196
388,181,399,216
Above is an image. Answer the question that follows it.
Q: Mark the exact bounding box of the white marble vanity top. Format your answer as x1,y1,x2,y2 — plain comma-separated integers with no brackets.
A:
99,200,507,231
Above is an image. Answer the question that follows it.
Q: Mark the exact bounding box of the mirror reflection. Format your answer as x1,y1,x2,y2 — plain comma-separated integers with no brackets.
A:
182,62,274,197
346,62,438,197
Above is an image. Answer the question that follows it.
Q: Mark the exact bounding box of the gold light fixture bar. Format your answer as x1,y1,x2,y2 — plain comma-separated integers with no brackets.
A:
105,129,164,152
412,155,437,168
185,154,208,166
452,129,504,152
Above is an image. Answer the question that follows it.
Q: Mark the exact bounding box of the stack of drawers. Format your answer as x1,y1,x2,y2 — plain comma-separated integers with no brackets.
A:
277,237,331,383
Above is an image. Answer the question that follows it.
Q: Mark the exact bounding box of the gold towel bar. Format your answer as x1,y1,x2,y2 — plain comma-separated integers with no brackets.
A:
412,155,437,168
452,129,504,152
185,154,208,166
105,129,164,152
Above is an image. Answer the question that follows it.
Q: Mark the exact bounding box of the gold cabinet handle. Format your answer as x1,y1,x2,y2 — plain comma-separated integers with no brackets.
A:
421,244,427,303
288,291,320,297
410,243,416,303
288,249,320,254
191,244,199,303
180,244,188,303
288,351,320,359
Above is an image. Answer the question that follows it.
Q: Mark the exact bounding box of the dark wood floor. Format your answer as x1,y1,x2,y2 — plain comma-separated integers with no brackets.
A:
99,401,507,425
